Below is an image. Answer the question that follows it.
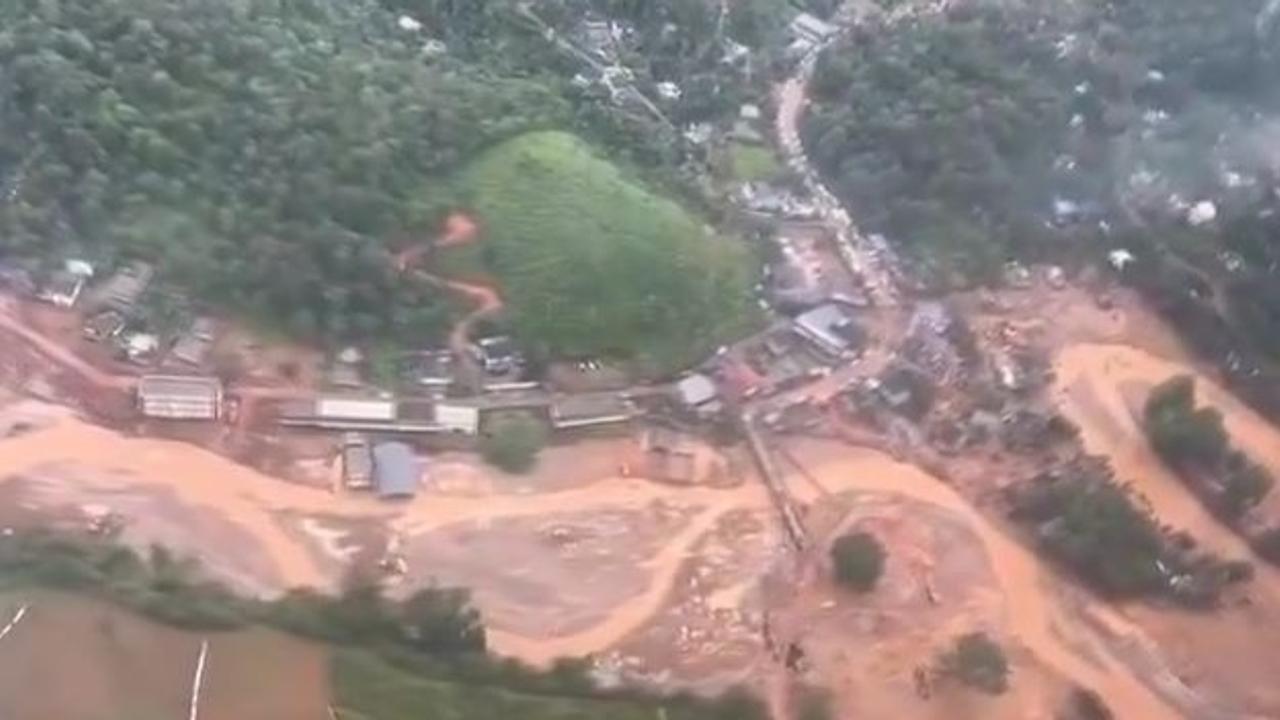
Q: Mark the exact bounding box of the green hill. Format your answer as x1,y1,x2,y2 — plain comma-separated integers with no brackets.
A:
457,131,757,373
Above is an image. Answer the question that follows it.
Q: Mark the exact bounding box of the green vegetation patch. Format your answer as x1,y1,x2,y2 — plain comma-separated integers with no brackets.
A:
728,143,782,182
333,651,652,720
457,131,758,374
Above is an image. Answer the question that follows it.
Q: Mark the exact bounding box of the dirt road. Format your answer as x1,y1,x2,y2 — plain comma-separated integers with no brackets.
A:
399,213,504,389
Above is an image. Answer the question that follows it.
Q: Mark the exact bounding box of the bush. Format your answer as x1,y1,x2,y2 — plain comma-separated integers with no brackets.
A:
1011,461,1167,596
479,413,548,473
1144,376,1228,468
937,632,1010,695
830,531,886,593
1064,686,1113,720
795,685,835,720
1255,527,1280,565
1221,454,1274,518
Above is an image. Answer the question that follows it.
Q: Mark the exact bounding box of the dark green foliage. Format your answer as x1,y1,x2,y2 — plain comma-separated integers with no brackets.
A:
936,632,1009,695
795,685,835,720
0,531,247,629
1255,526,1280,566
804,10,1076,285
333,650,769,720
1144,376,1228,468
1221,452,1275,519
401,586,486,655
1063,686,1113,720
1144,376,1273,519
479,412,548,473
0,0,567,342
829,531,885,593
1011,461,1168,596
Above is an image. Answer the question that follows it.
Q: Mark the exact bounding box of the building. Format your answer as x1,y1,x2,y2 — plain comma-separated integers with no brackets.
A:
790,12,837,45
137,374,223,420
342,433,373,489
372,441,420,500
794,303,863,358
434,402,480,435
88,261,153,312
551,393,634,430
169,317,216,367
277,396,443,433
676,373,721,416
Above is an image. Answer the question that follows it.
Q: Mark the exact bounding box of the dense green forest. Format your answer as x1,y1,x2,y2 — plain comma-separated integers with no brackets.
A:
0,0,573,341
0,0,776,360
806,0,1280,285
806,0,1280,423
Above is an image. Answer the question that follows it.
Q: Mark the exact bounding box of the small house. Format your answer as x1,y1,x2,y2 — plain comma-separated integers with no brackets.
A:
372,441,420,500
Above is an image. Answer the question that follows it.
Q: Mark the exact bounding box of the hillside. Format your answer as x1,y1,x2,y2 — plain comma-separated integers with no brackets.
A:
457,131,758,373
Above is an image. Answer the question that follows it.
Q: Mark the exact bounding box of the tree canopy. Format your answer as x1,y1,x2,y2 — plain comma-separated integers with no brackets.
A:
0,0,573,342
829,530,885,593
936,632,1009,695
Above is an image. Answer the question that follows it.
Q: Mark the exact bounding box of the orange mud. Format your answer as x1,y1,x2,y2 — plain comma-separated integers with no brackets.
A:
790,439,1191,720
0,412,768,666
1053,343,1280,593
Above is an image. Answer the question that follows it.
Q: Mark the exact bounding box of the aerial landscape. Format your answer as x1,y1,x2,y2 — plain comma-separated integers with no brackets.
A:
1,0,1280,718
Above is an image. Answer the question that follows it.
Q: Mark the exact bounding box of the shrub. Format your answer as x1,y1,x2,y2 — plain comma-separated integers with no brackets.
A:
1144,376,1228,468
936,632,1010,695
1065,686,1113,720
479,413,548,473
1255,527,1280,565
830,531,886,593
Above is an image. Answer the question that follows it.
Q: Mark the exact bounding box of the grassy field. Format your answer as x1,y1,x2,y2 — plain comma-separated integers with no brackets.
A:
456,131,758,374
727,143,782,182
0,591,330,720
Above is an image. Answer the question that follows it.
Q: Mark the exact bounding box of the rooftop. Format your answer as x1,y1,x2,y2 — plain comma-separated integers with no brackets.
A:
676,373,718,407
372,441,419,499
794,303,863,355
138,374,222,399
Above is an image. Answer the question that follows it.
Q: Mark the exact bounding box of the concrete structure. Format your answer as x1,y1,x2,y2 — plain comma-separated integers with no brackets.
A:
278,396,441,433
137,375,223,420
794,303,863,358
676,373,720,415
342,433,373,489
372,441,419,499
170,317,215,366
551,394,634,430
435,402,480,435
88,261,153,312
